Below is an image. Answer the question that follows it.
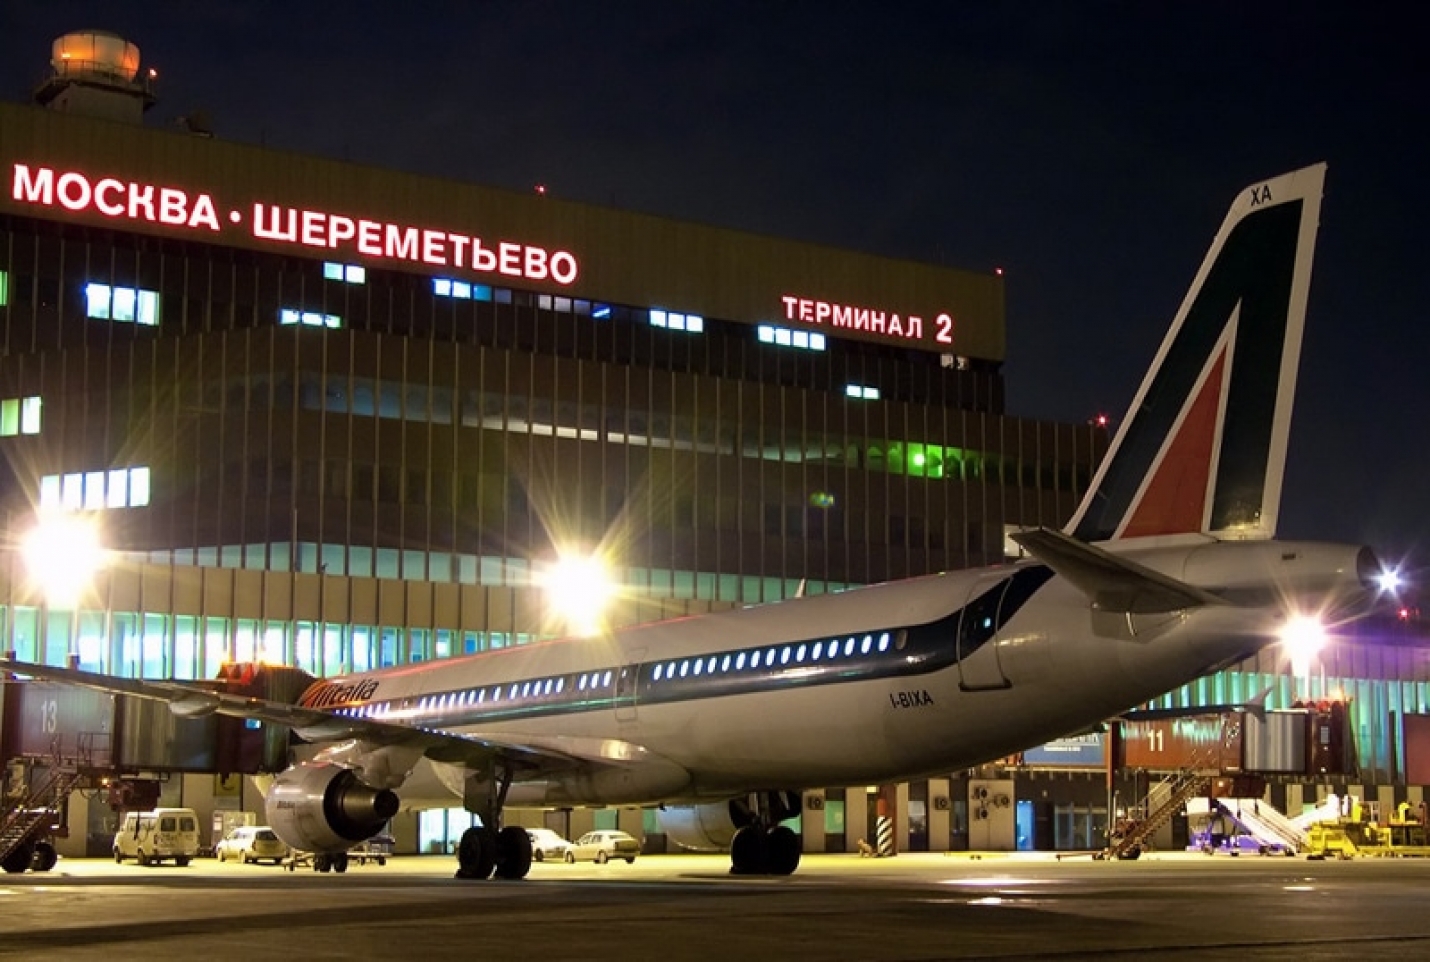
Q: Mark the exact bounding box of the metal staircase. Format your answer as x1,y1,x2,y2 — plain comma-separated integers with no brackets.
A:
0,767,84,872
1102,769,1212,860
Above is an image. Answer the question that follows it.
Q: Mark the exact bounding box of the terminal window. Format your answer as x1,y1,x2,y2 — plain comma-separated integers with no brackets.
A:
85,283,160,326
650,309,704,333
322,262,366,284
433,278,494,301
758,324,826,351
39,466,152,512
280,308,342,329
0,396,42,436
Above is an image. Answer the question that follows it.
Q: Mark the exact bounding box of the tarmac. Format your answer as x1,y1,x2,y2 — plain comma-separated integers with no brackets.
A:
3,850,1430,959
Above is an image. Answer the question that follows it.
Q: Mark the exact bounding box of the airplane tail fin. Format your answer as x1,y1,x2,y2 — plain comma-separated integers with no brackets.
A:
1065,164,1326,544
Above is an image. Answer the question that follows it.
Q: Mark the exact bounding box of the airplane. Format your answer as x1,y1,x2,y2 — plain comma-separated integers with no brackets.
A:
1,163,1386,879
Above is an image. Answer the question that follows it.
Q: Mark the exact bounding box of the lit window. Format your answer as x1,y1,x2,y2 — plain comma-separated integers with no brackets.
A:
433,278,492,300
845,384,880,400
129,466,150,506
38,474,60,509
39,465,150,512
21,396,41,434
280,309,341,329
85,283,160,326
0,269,8,305
592,304,612,319
84,471,106,510
654,664,664,681
0,396,42,437
650,308,704,334
323,262,366,284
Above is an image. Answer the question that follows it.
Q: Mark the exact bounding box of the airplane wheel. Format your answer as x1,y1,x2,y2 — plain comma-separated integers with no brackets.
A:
766,825,802,876
494,825,533,879
456,826,495,880
313,853,331,873
31,841,58,872
333,853,349,874
729,825,768,875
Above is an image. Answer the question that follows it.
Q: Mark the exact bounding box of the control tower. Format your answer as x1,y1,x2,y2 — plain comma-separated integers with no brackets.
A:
32,30,157,124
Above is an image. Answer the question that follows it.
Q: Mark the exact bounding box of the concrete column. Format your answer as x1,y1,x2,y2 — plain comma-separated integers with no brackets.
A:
928,778,951,852
844,786,869,854
802,790,826,853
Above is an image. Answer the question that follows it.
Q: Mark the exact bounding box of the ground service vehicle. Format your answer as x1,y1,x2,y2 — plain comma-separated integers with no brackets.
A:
113,808,200,866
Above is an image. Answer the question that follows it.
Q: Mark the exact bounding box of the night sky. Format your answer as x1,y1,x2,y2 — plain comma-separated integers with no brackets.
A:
4,2,1426,573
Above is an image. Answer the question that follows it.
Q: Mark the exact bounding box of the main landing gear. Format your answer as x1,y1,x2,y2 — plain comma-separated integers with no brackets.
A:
455,824,533,880
454,760,533,881
728,791,803,876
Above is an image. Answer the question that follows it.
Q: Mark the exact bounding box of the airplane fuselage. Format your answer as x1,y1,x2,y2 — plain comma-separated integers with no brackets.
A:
310,538,1366,809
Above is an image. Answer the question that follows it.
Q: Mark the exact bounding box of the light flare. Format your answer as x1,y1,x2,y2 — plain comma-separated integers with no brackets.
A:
22,513,106,607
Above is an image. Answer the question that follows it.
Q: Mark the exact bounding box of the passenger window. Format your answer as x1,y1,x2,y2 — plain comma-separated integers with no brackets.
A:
161,818,176,832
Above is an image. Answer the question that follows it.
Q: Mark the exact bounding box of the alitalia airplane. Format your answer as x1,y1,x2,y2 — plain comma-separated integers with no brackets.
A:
3,163,1385,878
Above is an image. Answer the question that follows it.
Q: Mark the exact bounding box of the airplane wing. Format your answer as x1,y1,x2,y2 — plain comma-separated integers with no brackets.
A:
1012,527,1226,613
0,657,630,778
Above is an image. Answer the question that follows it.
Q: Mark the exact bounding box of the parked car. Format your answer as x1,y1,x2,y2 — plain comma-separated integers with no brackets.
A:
566,830,639,864
526,828,573,862
215,825,290,865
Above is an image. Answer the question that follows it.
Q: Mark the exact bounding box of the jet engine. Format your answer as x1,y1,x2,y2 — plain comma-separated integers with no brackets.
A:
658,802,740,852
265,762,399,854
659,792,802,852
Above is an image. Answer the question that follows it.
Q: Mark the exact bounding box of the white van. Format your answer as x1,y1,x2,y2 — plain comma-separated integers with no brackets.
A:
113,808,200,866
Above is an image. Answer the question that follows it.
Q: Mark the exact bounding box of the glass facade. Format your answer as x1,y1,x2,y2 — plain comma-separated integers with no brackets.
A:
0,210,1100,680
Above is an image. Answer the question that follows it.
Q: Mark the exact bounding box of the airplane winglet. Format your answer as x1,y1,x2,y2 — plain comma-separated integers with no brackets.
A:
1011,527,1226,614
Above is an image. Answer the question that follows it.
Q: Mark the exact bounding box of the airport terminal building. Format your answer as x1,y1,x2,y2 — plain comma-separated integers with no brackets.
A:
1,35,1426,859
